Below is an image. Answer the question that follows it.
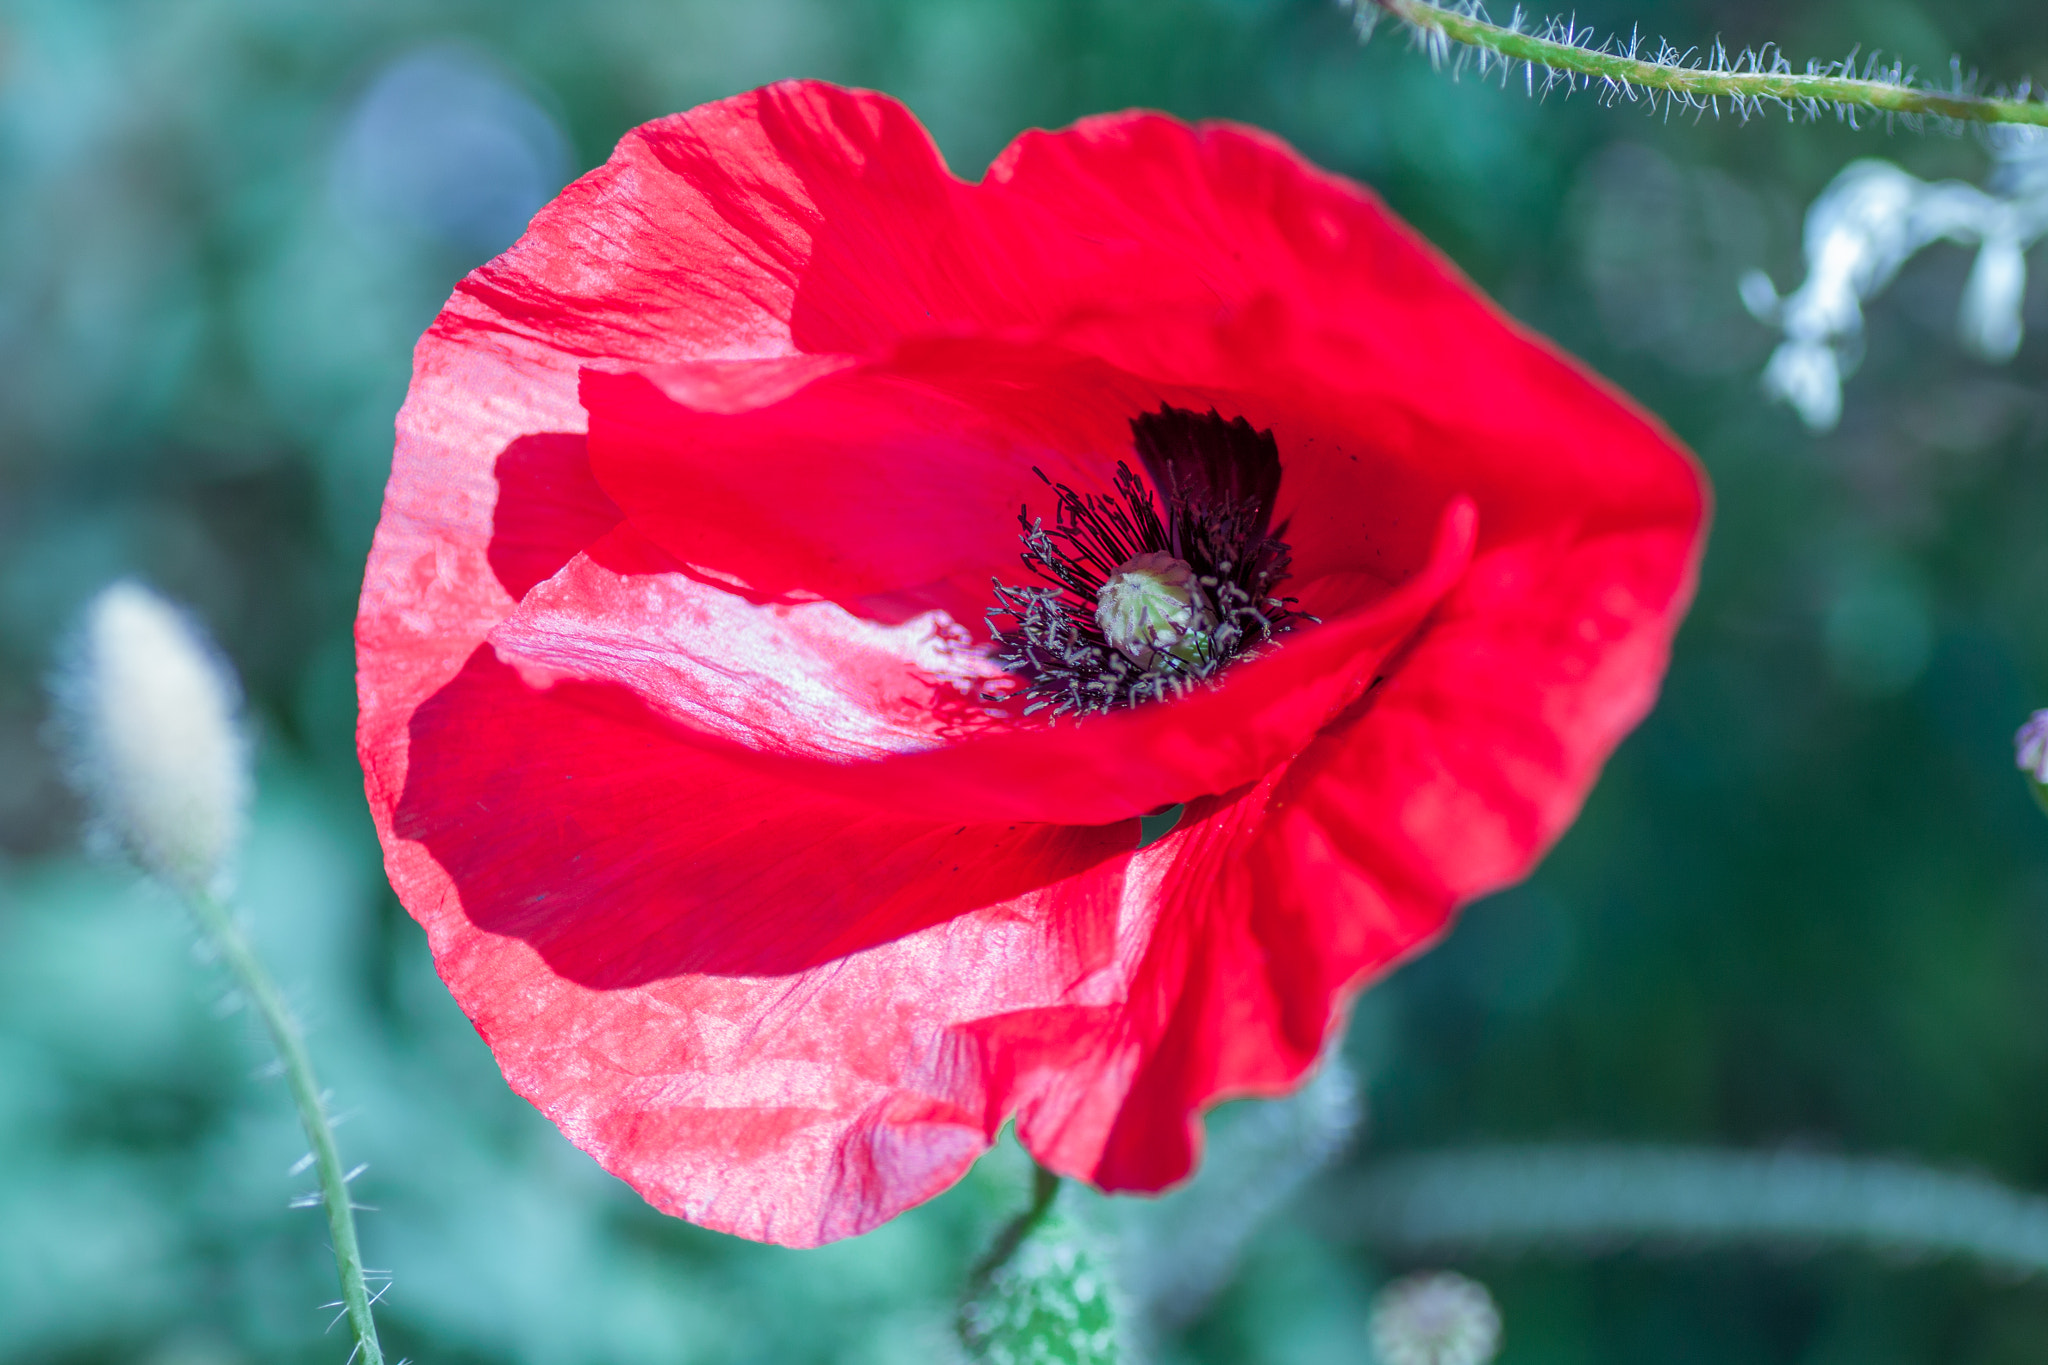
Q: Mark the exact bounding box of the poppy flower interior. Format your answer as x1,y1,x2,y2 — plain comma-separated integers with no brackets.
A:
990,405,1310,717
555,349,1478,830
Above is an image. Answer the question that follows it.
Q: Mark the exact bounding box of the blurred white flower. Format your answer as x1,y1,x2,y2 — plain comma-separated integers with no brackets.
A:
51,582,250,895
1989,124,2048,201
1370,1270,1501,1365
1747,131,2048,430
1959,229,2028,362
2017,710,2048,786
1758,338,1844,432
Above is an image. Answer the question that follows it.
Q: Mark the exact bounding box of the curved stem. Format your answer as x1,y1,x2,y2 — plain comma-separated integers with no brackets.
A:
958,1161,1065,1356
189,889,386,1365
1365,0,2048,128
1329,1144,2048,1277
965,1163,1063,1297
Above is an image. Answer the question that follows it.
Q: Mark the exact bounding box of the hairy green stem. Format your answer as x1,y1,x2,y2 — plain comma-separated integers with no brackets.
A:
190,889,385,1365
1328,1144,2048,1277
1367,0,2048,128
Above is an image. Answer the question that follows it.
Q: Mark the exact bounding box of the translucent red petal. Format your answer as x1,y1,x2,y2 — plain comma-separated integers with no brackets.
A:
357,80,1706,1246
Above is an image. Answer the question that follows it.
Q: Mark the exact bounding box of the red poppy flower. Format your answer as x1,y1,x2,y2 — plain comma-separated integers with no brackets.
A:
357,80,1705,1248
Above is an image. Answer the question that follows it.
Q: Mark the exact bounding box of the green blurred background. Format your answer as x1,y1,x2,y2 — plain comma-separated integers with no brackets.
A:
3,0,2047,1360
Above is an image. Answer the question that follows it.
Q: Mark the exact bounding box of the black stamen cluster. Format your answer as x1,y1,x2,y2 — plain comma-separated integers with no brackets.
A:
988,406,1307,717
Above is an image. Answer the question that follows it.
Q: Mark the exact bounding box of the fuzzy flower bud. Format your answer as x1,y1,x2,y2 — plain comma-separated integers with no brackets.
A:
960,1210,1120,1365
2018,710,2048,817
1369,1270,1502,1365
2020,711,2048,782
1094,551,1216,668
52,582,250,895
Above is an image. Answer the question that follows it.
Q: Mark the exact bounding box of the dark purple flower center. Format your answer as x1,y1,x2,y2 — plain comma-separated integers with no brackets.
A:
988,405,1306,717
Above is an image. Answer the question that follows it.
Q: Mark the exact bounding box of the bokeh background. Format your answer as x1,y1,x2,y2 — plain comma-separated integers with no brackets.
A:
4,0,2048,1360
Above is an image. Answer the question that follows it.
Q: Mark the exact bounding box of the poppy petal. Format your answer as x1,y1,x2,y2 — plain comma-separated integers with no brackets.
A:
391,643,1295,1243
359,79,1707,1248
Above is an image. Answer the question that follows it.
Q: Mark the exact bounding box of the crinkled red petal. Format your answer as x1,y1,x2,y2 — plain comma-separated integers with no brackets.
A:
357,79,1706,1245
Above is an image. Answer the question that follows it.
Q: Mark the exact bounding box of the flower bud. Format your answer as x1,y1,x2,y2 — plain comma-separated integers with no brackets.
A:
1094,551,1216,668
51,582,250,895
960,1210,1120,1365
2017,710,2048,816
1369,1270,1501,1365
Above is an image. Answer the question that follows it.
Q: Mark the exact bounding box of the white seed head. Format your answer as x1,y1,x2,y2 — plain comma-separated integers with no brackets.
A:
52,582,250,895
1093,552,1216,668
2017,710,2048,786
1370,1271,1502,1365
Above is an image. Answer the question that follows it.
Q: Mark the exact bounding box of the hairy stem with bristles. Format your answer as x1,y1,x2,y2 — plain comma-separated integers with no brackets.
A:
1363,0,2048,128
190,889,386,1365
